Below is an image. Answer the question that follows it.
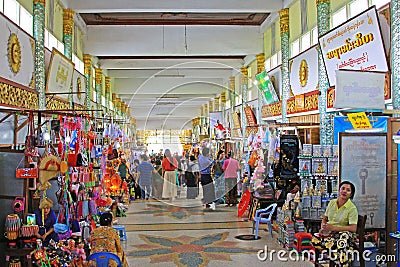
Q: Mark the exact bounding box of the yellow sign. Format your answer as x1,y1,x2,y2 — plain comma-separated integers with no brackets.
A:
347,112,372,129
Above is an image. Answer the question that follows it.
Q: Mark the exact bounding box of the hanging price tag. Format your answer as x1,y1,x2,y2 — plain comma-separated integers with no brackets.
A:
347,112,372,129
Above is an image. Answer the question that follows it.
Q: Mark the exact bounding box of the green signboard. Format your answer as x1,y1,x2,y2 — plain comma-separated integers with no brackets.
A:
256,71,279,104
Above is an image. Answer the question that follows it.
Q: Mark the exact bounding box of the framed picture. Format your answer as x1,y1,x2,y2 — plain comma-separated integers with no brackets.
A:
339,133,387,228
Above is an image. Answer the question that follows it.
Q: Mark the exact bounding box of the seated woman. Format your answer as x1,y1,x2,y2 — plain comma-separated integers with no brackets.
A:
90,212,128,267
34,197,59,246
312,181,358,267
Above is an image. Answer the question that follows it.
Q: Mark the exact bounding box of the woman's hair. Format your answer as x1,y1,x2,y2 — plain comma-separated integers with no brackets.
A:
134,159,139,164
99,212,113,226
189,155,196,161
164,149,174,168
339,181,356,199
202,147,210,156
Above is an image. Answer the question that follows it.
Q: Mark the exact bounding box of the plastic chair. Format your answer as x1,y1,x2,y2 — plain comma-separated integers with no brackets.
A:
252,203,277,239
88,252,122,267
112,225,127,241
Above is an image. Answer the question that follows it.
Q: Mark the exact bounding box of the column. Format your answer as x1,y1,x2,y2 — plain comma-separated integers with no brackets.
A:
105,77,111,111
316,0,331,144
33,0,46,110
392,0,400,116
214,97,219,112
63,9,74,108
256,54,265,119
280,9,290,124
95,68,103,117
241,66,248,148
112,93,116,117
83,54,92,110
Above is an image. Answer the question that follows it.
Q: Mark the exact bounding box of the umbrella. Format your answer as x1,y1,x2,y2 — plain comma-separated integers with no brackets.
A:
238,189,251,217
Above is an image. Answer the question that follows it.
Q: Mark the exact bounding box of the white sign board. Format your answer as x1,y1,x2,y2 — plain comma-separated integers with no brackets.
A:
289,46,319,95
46,48,74,93
319,7,388,87
335,70,385,109
0,13,35,88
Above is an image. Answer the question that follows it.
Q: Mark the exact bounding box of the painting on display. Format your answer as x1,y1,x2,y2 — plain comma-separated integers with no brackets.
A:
0,12,35,88
289,46,319,95
72,70,86,107
46,48,74,95
339,133,386,228
267,66,282,100
318,6,388,87
209,112,224,139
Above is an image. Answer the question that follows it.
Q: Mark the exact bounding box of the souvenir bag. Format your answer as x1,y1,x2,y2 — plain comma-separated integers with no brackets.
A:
53,208,68,234
13,197,25,213
24,111,38,157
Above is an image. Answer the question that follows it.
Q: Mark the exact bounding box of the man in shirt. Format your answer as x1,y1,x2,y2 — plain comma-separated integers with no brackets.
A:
198,147,216,209
136,154,157,200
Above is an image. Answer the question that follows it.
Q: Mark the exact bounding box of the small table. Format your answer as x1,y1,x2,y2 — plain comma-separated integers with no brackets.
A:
303,218,322,233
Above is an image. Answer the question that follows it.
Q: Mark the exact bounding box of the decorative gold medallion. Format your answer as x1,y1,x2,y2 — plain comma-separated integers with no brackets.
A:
8,33,22,74
299,59,308,87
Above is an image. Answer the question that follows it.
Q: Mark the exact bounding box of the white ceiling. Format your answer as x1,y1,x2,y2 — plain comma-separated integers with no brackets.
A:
63,0,288,130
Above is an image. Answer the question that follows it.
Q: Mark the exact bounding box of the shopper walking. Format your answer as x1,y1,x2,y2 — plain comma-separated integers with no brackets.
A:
161,149,178,201
222,151,240,206
198,147,216,209
186,155,199,199
136,154,156,200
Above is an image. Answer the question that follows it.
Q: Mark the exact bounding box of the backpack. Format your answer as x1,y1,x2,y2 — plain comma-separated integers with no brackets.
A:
213,161,223,174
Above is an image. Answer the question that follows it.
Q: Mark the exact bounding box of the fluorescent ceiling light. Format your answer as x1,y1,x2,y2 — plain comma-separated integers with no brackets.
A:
154,74,185,78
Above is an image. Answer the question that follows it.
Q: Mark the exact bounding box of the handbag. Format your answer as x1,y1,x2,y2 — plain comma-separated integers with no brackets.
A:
24,111,38,157
54,223,68,233
13,197,25,212
53,211,68,234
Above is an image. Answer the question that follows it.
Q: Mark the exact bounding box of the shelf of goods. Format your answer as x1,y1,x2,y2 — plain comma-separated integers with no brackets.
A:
298,144,339,225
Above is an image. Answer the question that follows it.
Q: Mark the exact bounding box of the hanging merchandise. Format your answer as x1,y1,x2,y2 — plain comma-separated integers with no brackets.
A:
24,111,39,157
39,152,61,184
12,196,25,213
15,157,38,178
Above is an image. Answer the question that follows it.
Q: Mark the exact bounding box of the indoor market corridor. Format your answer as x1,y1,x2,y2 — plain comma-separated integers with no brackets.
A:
117,196,314,267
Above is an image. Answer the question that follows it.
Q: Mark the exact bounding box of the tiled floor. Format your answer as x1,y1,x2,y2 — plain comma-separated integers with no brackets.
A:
117,197,314,267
